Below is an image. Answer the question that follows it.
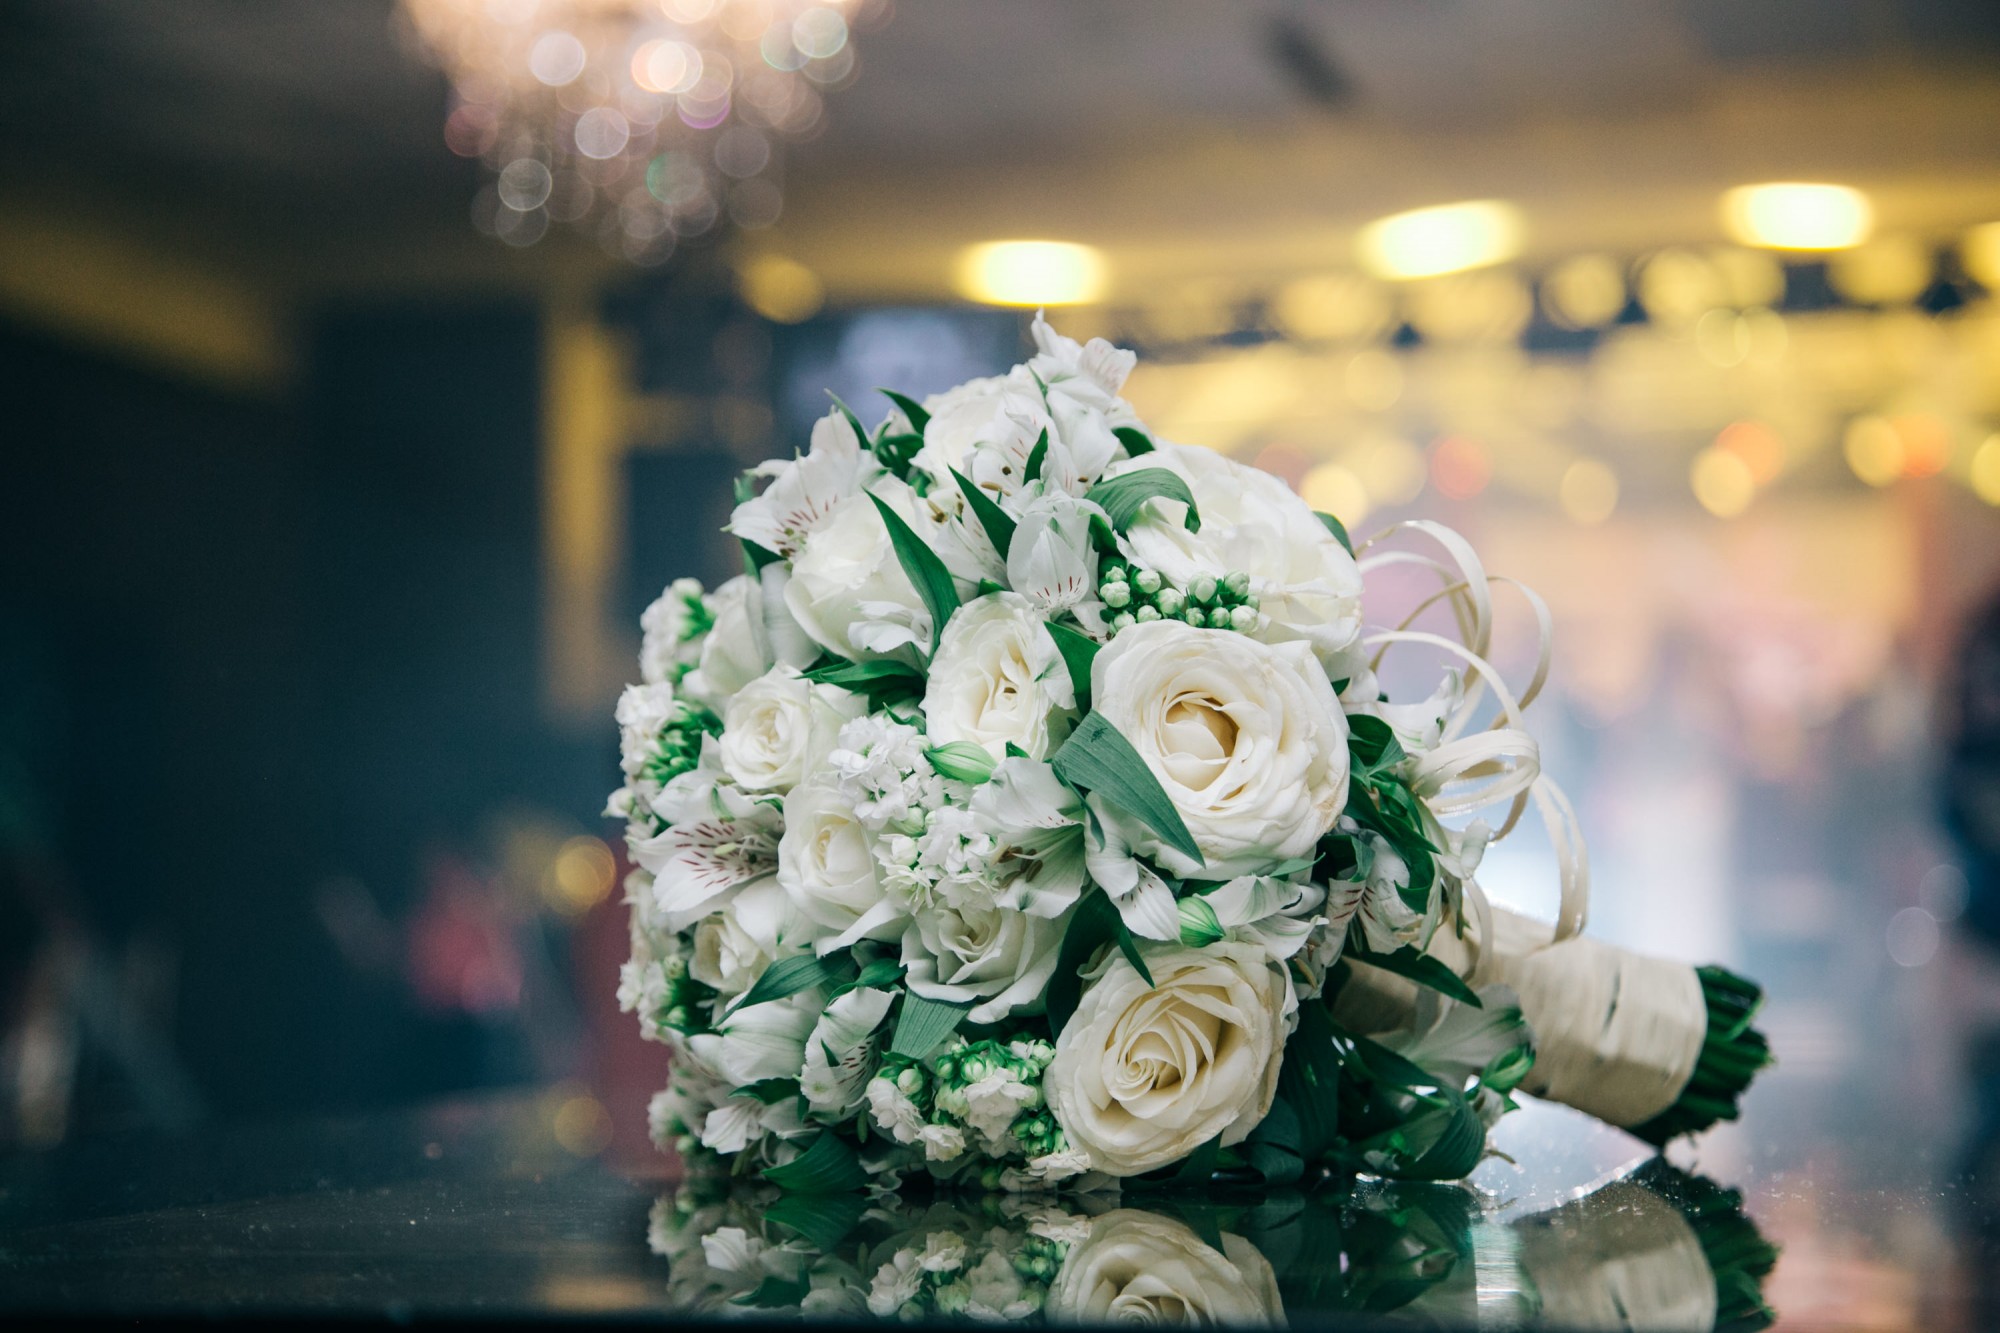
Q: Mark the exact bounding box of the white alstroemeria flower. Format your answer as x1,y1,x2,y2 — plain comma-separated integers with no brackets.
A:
756,562,821,673
718,666,864,794
778,777,905,951
922,592,1076,762
784,479,949,665
1091,619,1350,880
913,373,1054,512
1105,443,1363,666
902,898,1067,1024
800,985,895,1118
867,1250,925,1317
1377,984,1528,1090
1028,312,1140,415
1340,667,1461,759
1321,833,1422,960
697,1091,808,1154
639,577,708,685
629,769,783,933
1006,489,1105,625
729,408,876,558
968,758,1088,919
1081,803,1183,942
1199,874,1328,962
689,875,811,997
685,991,819,1088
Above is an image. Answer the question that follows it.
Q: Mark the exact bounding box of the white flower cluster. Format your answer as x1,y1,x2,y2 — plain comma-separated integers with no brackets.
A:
611,315,1596,1189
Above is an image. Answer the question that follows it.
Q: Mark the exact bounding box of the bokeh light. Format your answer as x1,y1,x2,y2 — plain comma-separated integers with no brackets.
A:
1300,462,1371,528
1356,200,1523,281
953,240,1107,306
1429,435,1492,500
1541,254,1627,329
1844,416,1904,486
1691,446,1755,517
1716,420,1785,485
1971,434,2000,506
1721,182,1873,251
1558,458,1620,525
738,253,825,323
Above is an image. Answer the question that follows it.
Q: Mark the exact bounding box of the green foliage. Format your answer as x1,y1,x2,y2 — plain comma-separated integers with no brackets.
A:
1045,887,1154,1037
1043,620,1100,714
761,1131,870,1193
1345,941,1484,1009
803,656,926,706
950,466,1017,560
878,387,931,435
1316,510,1355,555
1023,428,1049,484
764,1191,870,1254
890,994,972,1059
1051,712,1204,866
1113,425,1156,457
925,741,997,783
724,953,847,1018
866,492,961,656
1085,468,1202,533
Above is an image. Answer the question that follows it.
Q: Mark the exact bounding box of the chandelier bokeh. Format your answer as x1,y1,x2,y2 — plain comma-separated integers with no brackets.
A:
399,0,877,263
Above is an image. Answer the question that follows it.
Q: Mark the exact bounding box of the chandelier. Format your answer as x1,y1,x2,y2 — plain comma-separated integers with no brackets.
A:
398,0,875,263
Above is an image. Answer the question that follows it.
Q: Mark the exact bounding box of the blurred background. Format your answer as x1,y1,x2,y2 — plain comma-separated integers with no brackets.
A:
3,0,2000,1321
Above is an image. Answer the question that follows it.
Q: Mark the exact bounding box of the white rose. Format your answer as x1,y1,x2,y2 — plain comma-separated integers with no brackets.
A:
718,666,864,793
1092,618,1349,879
1047,1210,1283,1326
778,778,901,949
682,574,770,711
689,875,810,997
784,481,938,665
1046,941,1293,1176
1105,444,1363,664
902,899,1067,1025
921,592,1076,761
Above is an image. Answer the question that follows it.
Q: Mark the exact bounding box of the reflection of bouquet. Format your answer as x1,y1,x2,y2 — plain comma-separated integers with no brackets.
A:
644,1164,1779,1329
610,316,1771,1189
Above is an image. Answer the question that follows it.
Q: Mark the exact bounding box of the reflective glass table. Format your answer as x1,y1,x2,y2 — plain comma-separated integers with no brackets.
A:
0,1087,1990,1327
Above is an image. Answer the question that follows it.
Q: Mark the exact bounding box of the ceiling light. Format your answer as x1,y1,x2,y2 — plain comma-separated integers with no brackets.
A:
1356,201,1523,281
954,241,1107,306
1720,183,1873,251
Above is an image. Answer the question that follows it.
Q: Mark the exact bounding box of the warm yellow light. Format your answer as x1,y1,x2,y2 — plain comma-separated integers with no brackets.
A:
1964,222,2000,290
1542,254,1627,329
1843,415,1903,487
738,254,825,324
1356,200,1523,281
1721,183,1873,251
1300,462,1371,527
547,835,616,915
1971,435,2000,506
1691,447,1755,517
1559,459,1619,525
954,240,1106,306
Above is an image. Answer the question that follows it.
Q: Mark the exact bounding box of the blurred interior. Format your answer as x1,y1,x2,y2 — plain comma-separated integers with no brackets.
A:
4,0,2000,1322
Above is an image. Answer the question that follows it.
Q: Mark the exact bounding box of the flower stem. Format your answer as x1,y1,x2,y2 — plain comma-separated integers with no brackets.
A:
1629,965,1774,1148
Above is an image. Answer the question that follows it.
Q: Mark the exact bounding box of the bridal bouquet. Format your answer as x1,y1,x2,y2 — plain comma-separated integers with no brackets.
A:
611,315,1771,1191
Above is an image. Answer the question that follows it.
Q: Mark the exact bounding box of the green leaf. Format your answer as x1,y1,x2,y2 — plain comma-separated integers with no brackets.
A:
731,1077,801,1104
741,538,783,574
804,656,926,706
1114,919,1156,987
1114,425,1156,457
1277,999,1343,1161
1178,895,1224,947
725,954,841,1018
1004,741,1030,759
828,957,906,1002
1316,510,1354,555
1043,620,1100,714
826,392,872,447
1024,428,1049,483
1085,467,1202,534
1051,712,1204,867
765,1191,869,1253
762,1131,870,1193
878,387,931,435
890,994,971,1059
926,741,997,783
1347,714,1407,776
950,466,1018,560
1345,1031,1451,1097
1046,888,1120,1037
867,492,961,657
1346,941,1483,1009
1169,1134,1223,1185
731,1276,810,1309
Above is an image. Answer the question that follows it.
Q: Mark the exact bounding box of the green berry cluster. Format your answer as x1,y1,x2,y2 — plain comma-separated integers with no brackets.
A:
643,700,722,787
892,1035,1073,1172
652,954,717,1037
1098,559,1263,636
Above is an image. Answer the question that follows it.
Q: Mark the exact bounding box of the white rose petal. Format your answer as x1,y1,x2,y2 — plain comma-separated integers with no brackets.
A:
783,482,937,665
682,574,772,712
689,875,810,997
778,778,903,950
1046,941,1294,1176
903,899,1067,1025
1046,1210,1283,1326
719,666,864,794
922,591,1076,762
1092,618,1349,880
1106,443,1363,665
